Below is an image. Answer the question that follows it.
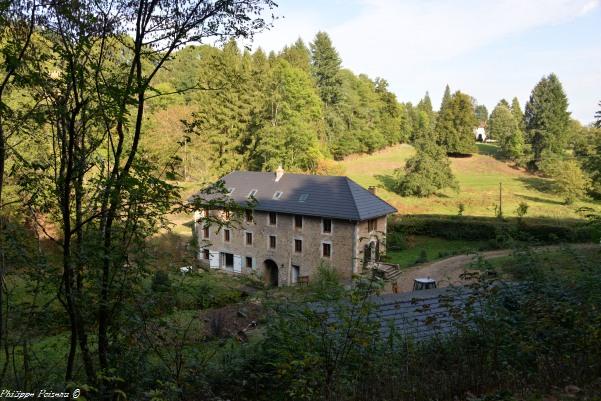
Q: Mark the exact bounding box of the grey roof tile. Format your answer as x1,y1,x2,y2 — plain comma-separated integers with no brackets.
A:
189,171,397,221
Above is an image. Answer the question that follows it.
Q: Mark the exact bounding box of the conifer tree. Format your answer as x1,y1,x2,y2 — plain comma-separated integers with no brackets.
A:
417,91,434,116
440,84,451,111
280,38,311,72
524,73,571,166
310,31,342,107
435,91,477,155
474,104,488,125
511,97,525,133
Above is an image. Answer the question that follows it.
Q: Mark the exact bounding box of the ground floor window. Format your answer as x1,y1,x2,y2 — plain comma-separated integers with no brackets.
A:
322,242,331,258
203,249,209,260
221,252,234,268
245,256,253,269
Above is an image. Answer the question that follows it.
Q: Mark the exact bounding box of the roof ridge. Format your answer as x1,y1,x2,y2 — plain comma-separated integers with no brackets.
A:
343,177,362,220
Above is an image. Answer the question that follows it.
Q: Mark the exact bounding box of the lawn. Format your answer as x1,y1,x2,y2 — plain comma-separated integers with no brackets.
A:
340,143,601,219
384,235,489,269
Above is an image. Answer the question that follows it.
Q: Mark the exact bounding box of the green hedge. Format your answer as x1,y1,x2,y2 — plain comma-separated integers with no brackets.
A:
388,215,594,244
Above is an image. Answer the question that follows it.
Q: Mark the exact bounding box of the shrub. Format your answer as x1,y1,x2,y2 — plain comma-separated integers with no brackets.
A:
151,270,172,293
388,215,594,244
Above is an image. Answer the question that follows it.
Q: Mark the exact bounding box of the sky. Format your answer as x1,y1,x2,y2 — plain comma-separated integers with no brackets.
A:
248,0,601,124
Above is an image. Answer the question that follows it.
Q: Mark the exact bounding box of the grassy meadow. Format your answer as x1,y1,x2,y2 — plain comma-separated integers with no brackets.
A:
340,143,601,219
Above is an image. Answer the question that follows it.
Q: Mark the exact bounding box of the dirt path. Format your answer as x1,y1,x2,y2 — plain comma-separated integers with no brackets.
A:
397,243,598,292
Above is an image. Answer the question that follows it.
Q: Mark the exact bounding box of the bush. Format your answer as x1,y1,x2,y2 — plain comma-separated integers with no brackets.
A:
388,215,594,244
151,270,172,293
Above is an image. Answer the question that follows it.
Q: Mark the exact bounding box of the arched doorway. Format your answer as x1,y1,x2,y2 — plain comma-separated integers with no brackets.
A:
264,259,279,287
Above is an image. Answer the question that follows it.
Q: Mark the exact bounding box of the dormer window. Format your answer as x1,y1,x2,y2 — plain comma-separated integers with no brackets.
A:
273,191,283,200
298,194,309,202
248,189,258,198
227,187,235,196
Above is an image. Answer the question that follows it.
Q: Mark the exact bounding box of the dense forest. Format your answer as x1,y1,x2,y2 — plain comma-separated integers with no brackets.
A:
142,35,601,204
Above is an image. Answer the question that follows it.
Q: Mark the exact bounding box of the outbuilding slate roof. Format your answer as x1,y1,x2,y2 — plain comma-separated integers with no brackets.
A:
189,171,397,221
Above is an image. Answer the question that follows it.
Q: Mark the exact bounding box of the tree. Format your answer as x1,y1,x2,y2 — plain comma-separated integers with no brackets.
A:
525,74,571,167
511,97,525,134
595,101,601,128
254,60,322,171
394,139,458,197
280,38,311,72
17,0,275,395
540,159,591,204
435,91,477,155
440,84,451,112
417,91,434,117
488,104,524,160
474,104,488,125
310,31,342,107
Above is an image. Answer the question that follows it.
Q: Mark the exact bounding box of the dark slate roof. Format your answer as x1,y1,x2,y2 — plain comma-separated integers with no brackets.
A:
368,287,481,340
189,171,397,221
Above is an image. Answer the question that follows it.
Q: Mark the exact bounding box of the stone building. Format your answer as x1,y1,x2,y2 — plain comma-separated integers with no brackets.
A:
189,168,397,287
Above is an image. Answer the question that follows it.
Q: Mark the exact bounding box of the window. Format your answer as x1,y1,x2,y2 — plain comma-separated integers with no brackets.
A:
269,235,276,249
203,226,210,239
298,194,309,202
294,215,303,229
294,239,302,253
227,187,235,196
223,210,231,220
273,191,283,200
245,232,253,246
203,249,209,260
368,218,378,232
322,242,331,258
268,212,277,226
245,256,253,269
248,189,258,198
223,229,231,242
223,252,234,268
245,209,253,223
322,218,332,234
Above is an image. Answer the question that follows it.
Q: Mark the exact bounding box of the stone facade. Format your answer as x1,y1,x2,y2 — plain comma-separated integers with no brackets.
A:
194,210,388,286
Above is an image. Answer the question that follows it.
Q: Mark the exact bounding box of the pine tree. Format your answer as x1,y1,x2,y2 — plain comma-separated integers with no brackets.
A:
254,60,322,171
310,31,342,107
488,104,524,160
280,38,311,72
511,97,525,134
417,91,434,116
435,91,477,155
524,73,571,166
440,84,451,111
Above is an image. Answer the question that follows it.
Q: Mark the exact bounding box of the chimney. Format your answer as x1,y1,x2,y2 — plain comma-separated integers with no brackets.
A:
275,165,284,182
368,186,376,195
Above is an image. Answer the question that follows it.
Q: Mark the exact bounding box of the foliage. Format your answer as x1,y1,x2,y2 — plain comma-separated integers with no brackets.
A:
488,104,525,160
388,215,594,243
524,74,571,167
540,158,591,204
394,139,458,197
474,104,488,125
436,91,477,154
515,202,529,218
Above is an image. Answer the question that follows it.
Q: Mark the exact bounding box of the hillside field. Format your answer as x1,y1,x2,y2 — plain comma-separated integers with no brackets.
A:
340,143,600,219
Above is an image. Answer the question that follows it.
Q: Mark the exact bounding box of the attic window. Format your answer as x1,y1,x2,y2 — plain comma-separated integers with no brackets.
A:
248,189,258,198
273,191,283,200
298,194,309,202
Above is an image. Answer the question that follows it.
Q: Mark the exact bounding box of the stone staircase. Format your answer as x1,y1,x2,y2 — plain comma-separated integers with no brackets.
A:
371,262,402,282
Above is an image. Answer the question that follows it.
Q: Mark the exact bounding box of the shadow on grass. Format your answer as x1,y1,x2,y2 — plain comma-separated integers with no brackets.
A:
517,176,555,193
375,174,398,193
516,194,565,206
